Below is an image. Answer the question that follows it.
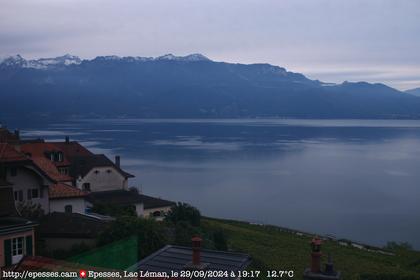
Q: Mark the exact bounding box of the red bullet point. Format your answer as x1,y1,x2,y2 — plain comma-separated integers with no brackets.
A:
79,270,87,278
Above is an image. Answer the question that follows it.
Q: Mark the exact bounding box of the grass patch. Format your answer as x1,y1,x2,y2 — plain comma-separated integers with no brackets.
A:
202,218,420,280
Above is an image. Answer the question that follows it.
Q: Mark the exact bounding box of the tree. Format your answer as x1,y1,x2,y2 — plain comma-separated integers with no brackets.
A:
97,216,167,258
91,203,136,217
213,230,228,251
384,241,413,251
165,203,201,227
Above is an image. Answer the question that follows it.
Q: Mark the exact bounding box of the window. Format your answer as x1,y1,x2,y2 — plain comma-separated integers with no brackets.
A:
27,189,39,200
65,205,73,213
12,237,24,256
82,183,91,191
10,167,17,177
106,169,112,174
152,211,162,217
94,170,99,174
14,190,23,202
59,168,68,175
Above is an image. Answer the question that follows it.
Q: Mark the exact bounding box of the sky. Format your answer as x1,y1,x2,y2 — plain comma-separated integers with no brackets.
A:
0,0,419,90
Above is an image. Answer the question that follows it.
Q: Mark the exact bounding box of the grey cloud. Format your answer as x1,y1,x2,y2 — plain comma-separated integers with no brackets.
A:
0,0,419,89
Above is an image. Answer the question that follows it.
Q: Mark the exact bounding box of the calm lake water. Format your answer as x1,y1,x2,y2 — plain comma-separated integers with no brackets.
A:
13,119,420,249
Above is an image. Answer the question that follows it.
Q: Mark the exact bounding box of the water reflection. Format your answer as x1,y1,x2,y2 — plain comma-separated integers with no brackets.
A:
15,119,420,249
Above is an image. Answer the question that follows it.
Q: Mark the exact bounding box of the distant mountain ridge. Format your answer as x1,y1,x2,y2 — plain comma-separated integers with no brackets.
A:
406,88,420,97
1,53,420,119
0,53,210,69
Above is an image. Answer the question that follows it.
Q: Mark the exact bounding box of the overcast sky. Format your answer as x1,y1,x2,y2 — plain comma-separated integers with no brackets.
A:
1,0,419,90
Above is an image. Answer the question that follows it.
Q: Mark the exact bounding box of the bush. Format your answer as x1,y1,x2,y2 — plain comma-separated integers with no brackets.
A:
166,203,201,226
91,203,137,217
97,216,167,258
213,230,228,251
385,241,413,251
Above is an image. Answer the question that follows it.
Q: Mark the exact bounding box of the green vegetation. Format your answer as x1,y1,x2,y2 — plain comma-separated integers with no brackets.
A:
58,203,420,279
202,218,420,280
90,203,137,217
166,202,201,226
68,236,138,270
97,216,167,259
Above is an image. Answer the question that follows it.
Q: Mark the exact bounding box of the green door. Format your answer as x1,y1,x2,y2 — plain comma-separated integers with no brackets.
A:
4,239,12,266
26,236,33,256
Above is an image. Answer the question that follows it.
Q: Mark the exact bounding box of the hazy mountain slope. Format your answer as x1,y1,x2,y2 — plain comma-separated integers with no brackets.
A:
1,54,420,119
406,88,420,97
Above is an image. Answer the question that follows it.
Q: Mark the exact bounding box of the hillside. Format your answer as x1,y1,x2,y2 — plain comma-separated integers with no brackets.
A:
203,218,420,280
1,54,420,119
406,88,420,97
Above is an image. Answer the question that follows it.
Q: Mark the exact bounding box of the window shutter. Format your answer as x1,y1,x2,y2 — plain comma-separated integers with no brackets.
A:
4,239,12,266
25,236,33,256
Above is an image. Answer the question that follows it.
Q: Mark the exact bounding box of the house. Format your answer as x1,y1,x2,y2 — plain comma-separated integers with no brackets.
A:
21,138,134,193
0,187,37,268
20,139,93,184
0,143,55,214
3,129,172,219
86,190,175,218
132,237,251,280
138,194,176,220
70,155,134,192
49,183,88,214
37,212,111,253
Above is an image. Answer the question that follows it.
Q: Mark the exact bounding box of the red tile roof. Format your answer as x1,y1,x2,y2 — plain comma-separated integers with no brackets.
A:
49,183,87,199
31,157,73,182
0,143,27,163
20,142,56,157
21,142,92,166
54,141,93,157
0,128,19,144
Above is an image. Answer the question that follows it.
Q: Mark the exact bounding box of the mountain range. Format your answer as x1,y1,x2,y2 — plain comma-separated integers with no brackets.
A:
1,53,420,119
405,88,420,97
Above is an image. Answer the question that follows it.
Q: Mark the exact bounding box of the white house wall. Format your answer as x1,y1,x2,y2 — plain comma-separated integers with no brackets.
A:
49,198,87,214
78,167,128,192
6,166,50,213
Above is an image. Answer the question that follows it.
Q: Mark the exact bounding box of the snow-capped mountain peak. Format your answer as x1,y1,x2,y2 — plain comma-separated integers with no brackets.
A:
156,53,210,62
0,53,212,69
0,54,82,69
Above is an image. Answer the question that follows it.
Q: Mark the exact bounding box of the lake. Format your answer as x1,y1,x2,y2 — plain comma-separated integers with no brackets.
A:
12,118,420,249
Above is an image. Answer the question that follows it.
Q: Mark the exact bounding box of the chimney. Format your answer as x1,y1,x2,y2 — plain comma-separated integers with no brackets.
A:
310,237,322,273
115,155,120,167
183,236,209,279
14,129,20,139
65,136,70,144
192,236,202,266
303,237,341,280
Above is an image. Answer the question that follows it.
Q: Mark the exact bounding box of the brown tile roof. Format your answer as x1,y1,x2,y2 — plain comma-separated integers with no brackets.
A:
31,157,73,182
0,128,19,144
20,141,93,167
0,143,27,163
87,190,175,209
54,141,93,157
38,212,109,238
49,183,87,199
70,154,134,178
